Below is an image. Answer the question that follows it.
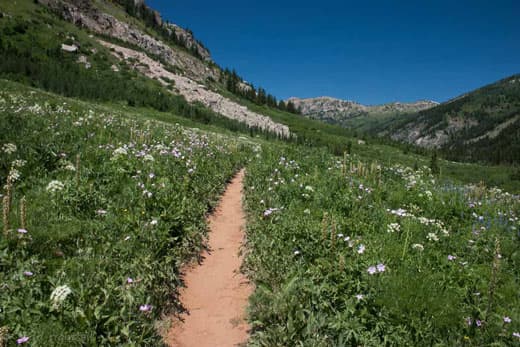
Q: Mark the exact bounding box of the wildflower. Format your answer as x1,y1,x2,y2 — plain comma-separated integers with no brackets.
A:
357,244,365,254
16,336,29,344
139,304,152,312
96,209,107,216
150,219,158,226
7,168,21,183
355,294,364,301
305,186,314,192
465,317,472,326
294,250,301,256
112,147,128,156
376,263,386,272
387,223,400,233
50,285,72,309
149,173,155,179
513,332,520,338
23,271,33,277
427,232,439,242
2,143,17,154
447,255,457,261
504,316,512,323
412,243,424,251
367,266,377,275
476,320,482,327
124,236,131,241
127,277,134,284
12,159,26,168
17,228,28,234
263,208,279,217
46,180,65,193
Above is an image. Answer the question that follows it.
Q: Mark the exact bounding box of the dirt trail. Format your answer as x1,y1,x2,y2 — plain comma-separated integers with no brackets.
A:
164,169,252,347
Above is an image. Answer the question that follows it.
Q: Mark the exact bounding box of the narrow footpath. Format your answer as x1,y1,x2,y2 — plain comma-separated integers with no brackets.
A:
165,169,252,347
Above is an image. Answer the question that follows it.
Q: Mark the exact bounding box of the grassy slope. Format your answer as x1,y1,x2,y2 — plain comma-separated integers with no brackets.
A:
0,78,256,345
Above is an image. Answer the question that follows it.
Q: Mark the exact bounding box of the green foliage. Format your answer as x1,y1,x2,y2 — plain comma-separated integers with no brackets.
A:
243,144,520,345
0,85,253,345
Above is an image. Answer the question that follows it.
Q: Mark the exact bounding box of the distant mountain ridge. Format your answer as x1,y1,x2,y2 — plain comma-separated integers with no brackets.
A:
286,96,438,124
289,75,520,164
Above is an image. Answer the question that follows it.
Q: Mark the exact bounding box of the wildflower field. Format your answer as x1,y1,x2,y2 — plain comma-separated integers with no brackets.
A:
0,82,252,345
244,146,520,346
1,80,520,346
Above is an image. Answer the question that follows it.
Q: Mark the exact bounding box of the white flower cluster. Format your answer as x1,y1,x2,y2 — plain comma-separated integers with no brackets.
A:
46,180,65,193
2,143,17,154
387,223,401,233
7,168,21,184
50,285,72,309
111,147,128,161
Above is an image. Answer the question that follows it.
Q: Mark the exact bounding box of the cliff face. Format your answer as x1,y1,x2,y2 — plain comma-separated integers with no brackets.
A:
38,0,216,83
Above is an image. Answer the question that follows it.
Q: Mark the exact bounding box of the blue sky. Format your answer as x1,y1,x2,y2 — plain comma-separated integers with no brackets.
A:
147,0,520,105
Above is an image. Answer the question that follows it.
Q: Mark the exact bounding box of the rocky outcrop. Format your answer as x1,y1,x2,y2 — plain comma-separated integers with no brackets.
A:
164,23,211,62
287,96,438,122
38,0,218,83
100,40,290,138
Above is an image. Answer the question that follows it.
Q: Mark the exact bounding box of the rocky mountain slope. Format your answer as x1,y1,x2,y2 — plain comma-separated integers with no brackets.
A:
287,96,438,125
32,0,290,137
388,74,520,163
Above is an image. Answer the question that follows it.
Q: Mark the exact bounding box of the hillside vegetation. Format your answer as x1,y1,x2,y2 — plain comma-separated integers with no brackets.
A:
1,0,520,346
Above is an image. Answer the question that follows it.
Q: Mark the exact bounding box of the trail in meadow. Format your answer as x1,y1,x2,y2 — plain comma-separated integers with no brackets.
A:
164,169,252,347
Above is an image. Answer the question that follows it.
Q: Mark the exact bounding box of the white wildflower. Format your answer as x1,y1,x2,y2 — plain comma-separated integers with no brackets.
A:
143,154,154,162
412,243,424,251
426,232,439,242
46,180,65,193
50,285,72,309
2,143,17,154
387,223,401,233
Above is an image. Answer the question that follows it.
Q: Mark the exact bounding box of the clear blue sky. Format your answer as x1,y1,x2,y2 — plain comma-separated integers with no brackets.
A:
147,0,520,105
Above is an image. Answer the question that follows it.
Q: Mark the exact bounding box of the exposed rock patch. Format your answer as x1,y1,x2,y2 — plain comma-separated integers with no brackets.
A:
99,40,290,138
38,0,218,83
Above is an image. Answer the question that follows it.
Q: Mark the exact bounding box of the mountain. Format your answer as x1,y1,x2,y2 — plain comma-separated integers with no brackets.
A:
289,74,520,164
385,74,520,164
0,0,291,138
286,96,438,126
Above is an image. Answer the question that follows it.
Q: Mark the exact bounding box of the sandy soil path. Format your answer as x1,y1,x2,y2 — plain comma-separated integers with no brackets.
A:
164,169,252,347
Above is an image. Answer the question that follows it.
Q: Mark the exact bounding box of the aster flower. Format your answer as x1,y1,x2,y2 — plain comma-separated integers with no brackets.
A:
139,304,152,312
17,228,28,234
23,271,33,277
504,316,512,323
447,255,457,261
376,263,386,272
367,266,377,275
16,336,29,344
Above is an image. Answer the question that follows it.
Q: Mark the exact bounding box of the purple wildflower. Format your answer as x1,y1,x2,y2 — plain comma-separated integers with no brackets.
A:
127,277,134,284
447,255,457,261
17,336,29,344
504,316,512,323
513,332,520,338
377,263,386,272
367,266,377,275
476,320,482,327
139,304,152,312
17,228,28,234
23,271,33,277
